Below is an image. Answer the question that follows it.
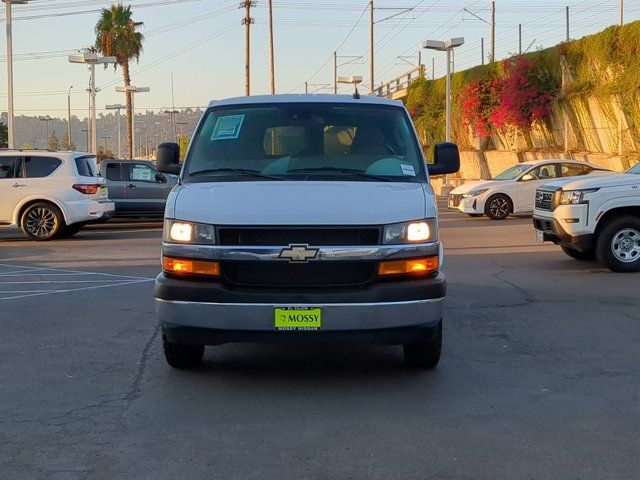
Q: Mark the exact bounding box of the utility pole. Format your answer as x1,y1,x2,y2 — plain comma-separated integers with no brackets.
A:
101,136,109,152
241,1,254,96
82,128,89,152
40,117,50,148
432,58,435,80
333,53,340,94
481,38,484,65
67,86,73,150
519,24,522,55
620,0,624,26
490,1,495,63
268,0,275,94
369,0,374,94
562,9,570,154
304,81,308,94
566,6,570,41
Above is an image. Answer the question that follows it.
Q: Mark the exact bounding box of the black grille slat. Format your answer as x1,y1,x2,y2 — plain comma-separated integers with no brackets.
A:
218,227,380,246
223,261,376,287
535,191,553,211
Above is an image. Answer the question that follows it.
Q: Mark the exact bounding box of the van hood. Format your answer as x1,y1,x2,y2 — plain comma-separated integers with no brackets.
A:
450,179,503,195
539,172,637,191
172,181,428,225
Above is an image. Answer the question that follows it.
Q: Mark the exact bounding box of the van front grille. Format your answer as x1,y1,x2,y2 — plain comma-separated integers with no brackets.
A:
218,227,381,246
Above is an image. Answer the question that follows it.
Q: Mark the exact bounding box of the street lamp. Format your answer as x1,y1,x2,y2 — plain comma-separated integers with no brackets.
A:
68,52,116,154
115,85,150,159
423,37,464,193
40,116,51,149
3,0,29,149
105,104,125,159
163,109,179,142
67,86,73,150
337,76,363,98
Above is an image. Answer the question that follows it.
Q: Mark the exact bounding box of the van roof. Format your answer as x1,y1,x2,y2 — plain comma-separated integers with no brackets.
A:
208,94,403,108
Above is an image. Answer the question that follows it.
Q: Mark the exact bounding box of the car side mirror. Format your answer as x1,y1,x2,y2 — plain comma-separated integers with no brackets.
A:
427,142,460,176
155,172,167,183
156,142,181,175
521,173,534,182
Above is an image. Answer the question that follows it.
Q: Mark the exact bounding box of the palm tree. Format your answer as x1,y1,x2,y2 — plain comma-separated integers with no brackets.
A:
95,4,143,159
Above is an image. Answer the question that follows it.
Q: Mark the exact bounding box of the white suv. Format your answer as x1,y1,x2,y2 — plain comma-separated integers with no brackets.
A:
533,162,640,272
0,150,114,241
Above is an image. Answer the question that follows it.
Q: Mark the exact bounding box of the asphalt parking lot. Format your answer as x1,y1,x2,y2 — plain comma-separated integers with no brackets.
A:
1,208,639,480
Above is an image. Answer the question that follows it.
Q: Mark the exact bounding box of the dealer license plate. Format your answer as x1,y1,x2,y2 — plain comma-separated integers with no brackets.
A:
274,307,322,331
100,186,107,196
536,230,544,243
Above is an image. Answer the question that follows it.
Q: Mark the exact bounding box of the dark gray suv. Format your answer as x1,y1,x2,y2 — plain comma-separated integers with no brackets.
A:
100,160,177,218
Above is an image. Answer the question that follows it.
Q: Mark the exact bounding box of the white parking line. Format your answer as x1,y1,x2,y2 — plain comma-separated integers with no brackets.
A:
0,263,154,281
0,279,153,301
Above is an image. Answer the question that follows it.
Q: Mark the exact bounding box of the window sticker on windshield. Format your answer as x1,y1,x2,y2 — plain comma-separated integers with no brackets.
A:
401,164,416,176
211,115,245,141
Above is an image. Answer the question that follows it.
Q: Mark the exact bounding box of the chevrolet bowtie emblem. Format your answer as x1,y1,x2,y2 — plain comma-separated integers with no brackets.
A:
279,244,319,263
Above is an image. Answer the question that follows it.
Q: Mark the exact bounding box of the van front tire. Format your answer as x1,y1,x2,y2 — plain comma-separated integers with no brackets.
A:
403,320,442,369
162,334,204,369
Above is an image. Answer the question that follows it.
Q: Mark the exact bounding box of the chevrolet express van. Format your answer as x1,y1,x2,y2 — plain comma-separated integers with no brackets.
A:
155,94,460,369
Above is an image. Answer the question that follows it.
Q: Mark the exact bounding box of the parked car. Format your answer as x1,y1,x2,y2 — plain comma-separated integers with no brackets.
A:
154,94,460,369
448,159,611,220
99,159,178,218
533,162,640,272
0,150,113,241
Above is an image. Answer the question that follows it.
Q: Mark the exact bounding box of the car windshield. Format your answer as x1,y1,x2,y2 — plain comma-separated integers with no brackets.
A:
627,163,640,175
184,103,425,182
493,164,531,180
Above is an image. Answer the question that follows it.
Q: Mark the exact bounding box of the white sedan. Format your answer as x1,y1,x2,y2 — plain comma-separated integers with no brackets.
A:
448,159,611,220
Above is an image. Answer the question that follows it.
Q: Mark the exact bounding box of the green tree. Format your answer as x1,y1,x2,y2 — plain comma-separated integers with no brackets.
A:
97,145,115,162
19,143,35,150
0,122,7,148
95,4,144,159
48,129,60,151
62,132,76,151
177,134,190,161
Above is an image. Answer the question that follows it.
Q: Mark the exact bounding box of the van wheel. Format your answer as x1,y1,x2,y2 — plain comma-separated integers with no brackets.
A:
21,202,64,241
561,245,596,261
484,194,512,220
403,320,442,369
596,216,640,273
162,334,204,369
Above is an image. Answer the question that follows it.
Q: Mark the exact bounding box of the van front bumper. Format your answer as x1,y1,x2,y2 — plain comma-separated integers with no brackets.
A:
155,273,445,345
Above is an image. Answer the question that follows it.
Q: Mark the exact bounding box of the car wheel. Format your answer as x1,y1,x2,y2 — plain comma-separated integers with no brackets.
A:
560,245,596,261
467,214,484,218
20,202,64,241
162,333,204,369
484,194,512,220
596,216,640,273
403,320,442,369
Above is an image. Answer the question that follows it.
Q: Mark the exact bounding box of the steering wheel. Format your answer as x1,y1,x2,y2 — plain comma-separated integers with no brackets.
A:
352,142,397,155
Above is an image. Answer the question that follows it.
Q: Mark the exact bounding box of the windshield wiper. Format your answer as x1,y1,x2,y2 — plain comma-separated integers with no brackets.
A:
189,168,282,180
287,167,393,182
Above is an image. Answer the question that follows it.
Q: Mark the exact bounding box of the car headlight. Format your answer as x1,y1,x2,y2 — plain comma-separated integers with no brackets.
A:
559,188,599,205
462,188,489,198
383,219,437,244
163,219,215,244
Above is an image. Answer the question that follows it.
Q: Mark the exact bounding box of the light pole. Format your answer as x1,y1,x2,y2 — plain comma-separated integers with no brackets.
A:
68,52,116,154
101,136,110,153
105,104,125,159
423,37,464,193
67,86,73,150
163,109,179,141
3,0,29,149
81,128,89,152
115,85,149,159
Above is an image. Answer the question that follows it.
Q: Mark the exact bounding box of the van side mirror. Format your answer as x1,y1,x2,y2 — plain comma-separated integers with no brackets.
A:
428,142,460,176
156,142,181,175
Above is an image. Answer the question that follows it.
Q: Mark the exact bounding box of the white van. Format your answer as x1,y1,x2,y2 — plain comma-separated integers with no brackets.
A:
154,95,460,369
0,150,113,240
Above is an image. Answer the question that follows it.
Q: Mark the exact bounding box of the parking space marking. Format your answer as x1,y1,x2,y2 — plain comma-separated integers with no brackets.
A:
0,263,156,302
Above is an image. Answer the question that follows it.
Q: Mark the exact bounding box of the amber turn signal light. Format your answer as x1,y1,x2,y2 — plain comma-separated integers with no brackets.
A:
378,256,439,276
163,257,220,276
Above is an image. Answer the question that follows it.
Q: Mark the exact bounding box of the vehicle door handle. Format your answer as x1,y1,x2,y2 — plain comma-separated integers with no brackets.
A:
11,183,26,188
127,184,136,188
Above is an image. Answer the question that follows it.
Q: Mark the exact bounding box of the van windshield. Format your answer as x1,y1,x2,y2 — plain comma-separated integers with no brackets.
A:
184,103,425,182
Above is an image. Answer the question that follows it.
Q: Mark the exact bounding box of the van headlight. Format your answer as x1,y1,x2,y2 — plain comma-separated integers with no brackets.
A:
164,219,215,244
383,219,437,244
559,188,599,205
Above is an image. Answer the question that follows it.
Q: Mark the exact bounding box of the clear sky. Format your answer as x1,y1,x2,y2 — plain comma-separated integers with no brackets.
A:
1,0,637,119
